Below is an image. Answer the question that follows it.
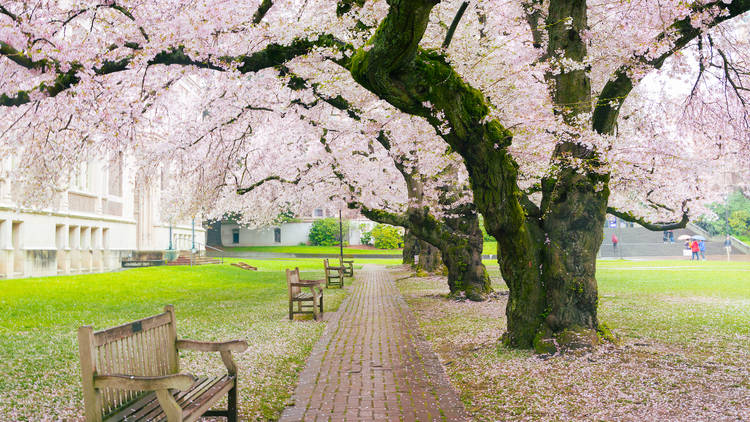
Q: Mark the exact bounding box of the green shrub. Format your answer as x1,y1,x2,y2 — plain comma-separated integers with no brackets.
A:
359,223,372,245
308,218,349,246
370,224,404,249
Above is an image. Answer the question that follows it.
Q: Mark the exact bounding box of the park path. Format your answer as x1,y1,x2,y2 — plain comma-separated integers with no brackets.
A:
279,265,469,422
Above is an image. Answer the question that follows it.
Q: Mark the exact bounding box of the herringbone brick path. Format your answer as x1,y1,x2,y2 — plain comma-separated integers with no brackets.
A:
280,266,468,422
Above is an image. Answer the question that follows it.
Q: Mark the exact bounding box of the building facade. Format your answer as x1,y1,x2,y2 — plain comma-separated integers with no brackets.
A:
216,206,375,247
0,155,204,279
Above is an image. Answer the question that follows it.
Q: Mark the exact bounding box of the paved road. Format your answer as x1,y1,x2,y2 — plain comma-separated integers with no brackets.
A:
280,265,469,422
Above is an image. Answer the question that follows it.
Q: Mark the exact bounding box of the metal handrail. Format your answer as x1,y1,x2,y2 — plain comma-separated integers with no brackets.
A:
202,243,224,263
730,236,750,255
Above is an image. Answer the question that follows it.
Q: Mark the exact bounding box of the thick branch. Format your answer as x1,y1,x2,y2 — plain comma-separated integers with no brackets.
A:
358,205,409,227
606,204,689,231
236,175,301,195
1,35,353,107
349,0,529,239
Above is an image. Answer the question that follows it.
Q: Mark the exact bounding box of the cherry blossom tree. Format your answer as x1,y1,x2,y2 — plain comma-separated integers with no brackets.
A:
1,0,749,351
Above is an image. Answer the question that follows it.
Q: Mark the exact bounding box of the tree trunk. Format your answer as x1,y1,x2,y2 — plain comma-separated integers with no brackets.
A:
348,0,604,349
417,239,442,272
406,206,492,301
402,230,418,265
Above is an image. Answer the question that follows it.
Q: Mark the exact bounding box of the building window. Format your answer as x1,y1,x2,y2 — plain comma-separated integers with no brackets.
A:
73,162,89,191
274,228,281,243
314,208,324,217
232,229,239,244
108,153,123,196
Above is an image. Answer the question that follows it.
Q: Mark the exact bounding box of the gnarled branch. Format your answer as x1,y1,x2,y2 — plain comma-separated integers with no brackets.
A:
606,201,689,231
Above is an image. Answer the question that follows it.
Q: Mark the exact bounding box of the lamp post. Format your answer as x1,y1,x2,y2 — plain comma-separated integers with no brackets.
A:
339,209,344,263
168,222,173,250
191,218,196,252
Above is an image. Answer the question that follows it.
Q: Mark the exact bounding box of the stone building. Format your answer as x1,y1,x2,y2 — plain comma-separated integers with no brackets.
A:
0,154,204,279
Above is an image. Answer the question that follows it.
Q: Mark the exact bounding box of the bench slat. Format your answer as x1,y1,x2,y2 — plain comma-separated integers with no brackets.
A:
112,377,211,421
134,376,228,421
94,312,172,346
182,376,235,422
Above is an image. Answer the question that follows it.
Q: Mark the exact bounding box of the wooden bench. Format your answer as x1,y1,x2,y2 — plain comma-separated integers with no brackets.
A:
339,257,354,277
231,262,258,271
78,305,248,422
323,259,344,288
286,267,324,320
121,259,164,268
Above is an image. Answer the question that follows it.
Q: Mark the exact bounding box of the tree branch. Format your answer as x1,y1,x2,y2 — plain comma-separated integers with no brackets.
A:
1,35,353,107
252,0,274,24
442,1,469,50
236,175,301,195
592,0,750,135
606,201,689,231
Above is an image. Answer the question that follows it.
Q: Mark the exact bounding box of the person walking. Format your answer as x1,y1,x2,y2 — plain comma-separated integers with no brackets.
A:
690,240,700,261
612,234,619,254
724,235,732,261
699,240,706,260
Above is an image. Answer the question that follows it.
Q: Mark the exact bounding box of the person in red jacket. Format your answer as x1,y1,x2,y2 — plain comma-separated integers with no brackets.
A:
612,234,619,253
690,240,700,261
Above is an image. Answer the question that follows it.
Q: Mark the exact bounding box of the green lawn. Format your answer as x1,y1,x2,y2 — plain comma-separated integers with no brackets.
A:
223,245,402,255
396,259,750,421
223,257,402,271
0,262,352,420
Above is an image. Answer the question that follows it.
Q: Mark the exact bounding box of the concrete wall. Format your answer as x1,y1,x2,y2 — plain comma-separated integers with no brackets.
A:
222,220,375,247
222,222,311,246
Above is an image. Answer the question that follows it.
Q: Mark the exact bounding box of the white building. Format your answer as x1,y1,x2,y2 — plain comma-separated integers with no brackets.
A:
216,206,374,247
0,155,204,279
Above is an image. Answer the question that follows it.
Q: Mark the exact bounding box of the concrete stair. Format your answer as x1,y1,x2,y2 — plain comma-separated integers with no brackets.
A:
167,252,221,266
599,226,734,258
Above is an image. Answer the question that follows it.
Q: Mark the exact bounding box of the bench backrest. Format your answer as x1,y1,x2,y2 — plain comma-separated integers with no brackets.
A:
78,305,179,421
323,259,334,277
286,267,301,297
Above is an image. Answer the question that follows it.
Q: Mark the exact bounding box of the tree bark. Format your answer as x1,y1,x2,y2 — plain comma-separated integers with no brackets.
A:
361,205,491,300
404,230,442,272
402,230,419,265
417,239,442,272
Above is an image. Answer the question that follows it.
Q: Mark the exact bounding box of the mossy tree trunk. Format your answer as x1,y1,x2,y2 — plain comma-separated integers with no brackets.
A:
403,230,418,265
360,202,491,300
417,239,442,272
403,230,442,271
347,0,597,349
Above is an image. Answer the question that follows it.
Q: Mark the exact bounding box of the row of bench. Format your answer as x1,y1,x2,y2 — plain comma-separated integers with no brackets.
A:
77,258,355,421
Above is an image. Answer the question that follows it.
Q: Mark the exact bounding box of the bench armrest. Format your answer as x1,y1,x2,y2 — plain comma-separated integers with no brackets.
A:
94,373,195,391
342,260,354,264
176,339,249,353
295,279,324,285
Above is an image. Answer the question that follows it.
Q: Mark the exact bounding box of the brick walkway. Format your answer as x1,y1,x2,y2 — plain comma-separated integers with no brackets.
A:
280,266,469,422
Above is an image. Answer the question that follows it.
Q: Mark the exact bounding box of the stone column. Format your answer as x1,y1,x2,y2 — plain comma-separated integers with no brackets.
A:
0,219,11,277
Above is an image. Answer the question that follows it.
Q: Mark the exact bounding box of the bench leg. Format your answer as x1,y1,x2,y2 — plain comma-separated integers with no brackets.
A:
289,301,293,320
320,295,324,317
228,383,238,422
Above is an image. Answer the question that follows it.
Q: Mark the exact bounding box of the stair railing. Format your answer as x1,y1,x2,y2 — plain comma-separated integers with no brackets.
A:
203,244,224,263
730,236,750,255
